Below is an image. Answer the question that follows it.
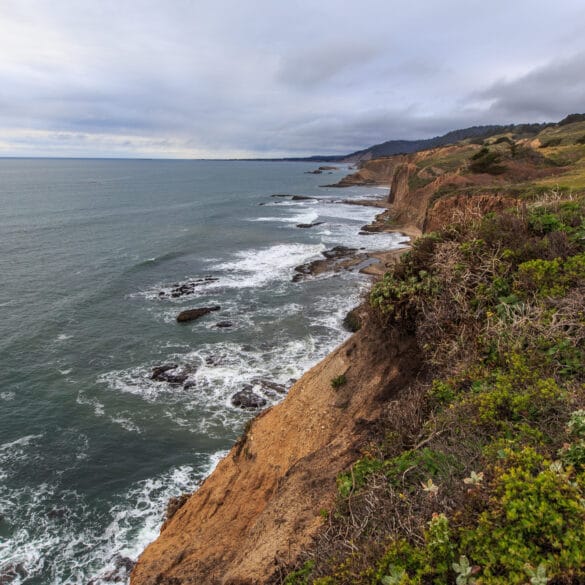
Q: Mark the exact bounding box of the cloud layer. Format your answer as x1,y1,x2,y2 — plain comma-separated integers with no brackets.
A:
1,0,584,157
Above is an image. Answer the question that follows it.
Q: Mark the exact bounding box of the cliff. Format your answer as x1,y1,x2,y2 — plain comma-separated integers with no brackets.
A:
132,117,585,585
330,156,405,187
132,316,420,585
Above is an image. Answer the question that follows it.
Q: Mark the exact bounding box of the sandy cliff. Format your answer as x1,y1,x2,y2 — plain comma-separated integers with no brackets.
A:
131,316,419,585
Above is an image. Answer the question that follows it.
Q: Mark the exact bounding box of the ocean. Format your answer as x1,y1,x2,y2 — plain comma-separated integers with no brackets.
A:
0,159,407,584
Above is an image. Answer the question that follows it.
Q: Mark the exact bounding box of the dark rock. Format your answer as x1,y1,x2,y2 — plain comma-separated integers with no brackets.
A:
343,307,362,333
151,364,191,385
318,165,338,170
183,380,197,390
271,193,291,198
291,195,317,201
159,277,219,299
216,321,233,328
165,493,190,523
305,169,323,174
360,224,383,233
322,246,357,260
176,306,220,323
231,389,267,409
251,378,287,395
296,222,324,229
205,355,223,366
47,508,66,520
151,364,178,380
0,564,27,585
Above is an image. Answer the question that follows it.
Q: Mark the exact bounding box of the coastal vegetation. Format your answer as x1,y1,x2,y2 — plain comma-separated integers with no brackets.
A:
131,115,585,585
281,161,585,582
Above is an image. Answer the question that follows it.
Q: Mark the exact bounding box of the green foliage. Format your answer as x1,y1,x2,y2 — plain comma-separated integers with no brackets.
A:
475,366,564,425
331,374,347,389
285,194,585,585
283,560,316,585
380,566,407,584
559,410,585,469
453,555,476,585
370,269,438,323
515,252,585,297
386,448,458,488
576,134,585,145
525,563,549,585
462,449,585,584
469,147,506,175
429,380,457,405
539,137,562,148
337,457,384,497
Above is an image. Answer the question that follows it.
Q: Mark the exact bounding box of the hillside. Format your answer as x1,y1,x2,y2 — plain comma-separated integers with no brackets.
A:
131,118,585,585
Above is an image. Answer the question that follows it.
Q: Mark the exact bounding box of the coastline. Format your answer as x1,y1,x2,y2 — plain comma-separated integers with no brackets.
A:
130,176,417,584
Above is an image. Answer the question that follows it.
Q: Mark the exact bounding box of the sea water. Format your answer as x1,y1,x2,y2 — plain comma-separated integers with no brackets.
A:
0,159,407,584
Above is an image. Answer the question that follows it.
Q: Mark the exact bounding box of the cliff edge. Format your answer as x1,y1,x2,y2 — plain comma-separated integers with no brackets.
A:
131,317,420,585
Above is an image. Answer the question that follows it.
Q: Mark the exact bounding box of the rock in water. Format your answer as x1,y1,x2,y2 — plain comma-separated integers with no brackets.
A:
216,321,234,328
151,363,191,385
231,388,267,409
296,221,324,229
176,306,220,323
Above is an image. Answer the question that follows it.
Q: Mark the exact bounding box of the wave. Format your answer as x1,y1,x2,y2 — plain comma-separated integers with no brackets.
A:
0,448,226,585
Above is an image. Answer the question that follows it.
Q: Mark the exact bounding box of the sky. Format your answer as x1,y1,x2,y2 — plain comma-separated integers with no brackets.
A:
1,0,585,158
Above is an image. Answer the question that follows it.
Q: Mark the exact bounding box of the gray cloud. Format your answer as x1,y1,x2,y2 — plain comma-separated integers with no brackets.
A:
0,0,584,157
477,53,585,120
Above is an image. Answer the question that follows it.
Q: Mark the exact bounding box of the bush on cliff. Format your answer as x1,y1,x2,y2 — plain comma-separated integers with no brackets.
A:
280,192,585,585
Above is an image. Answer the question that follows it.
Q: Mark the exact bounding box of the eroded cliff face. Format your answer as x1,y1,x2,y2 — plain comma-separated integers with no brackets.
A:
131,318,420,585
333,156,406,187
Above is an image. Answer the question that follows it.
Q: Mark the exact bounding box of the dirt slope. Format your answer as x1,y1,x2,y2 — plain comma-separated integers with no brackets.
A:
131,319,419,585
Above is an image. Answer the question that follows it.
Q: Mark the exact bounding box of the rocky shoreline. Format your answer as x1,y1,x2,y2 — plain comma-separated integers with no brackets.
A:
130,174,418,584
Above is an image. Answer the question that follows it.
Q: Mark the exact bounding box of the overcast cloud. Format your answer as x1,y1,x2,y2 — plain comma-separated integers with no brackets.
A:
0,0,584,158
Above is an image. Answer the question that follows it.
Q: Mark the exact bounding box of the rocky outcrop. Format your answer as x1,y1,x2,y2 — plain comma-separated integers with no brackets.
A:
328,156,405,187
159,277,219,299
131,318,420,585
176,306,220,323
296,221,324,228
231,387,268,409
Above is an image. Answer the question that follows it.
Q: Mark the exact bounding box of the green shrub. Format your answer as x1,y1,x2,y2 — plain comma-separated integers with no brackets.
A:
469,147,506,175
539,137,562,148
283,560,316,585
337,457,384,497
462,449,585,584
331,374,347,389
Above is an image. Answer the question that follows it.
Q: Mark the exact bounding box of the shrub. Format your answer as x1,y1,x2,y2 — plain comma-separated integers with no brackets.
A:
469,147,506,175
331,374,347,389
462,449,585,584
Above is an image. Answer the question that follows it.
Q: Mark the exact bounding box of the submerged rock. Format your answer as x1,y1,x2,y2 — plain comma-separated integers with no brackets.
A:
231,388,267,409
176,306,220,323
296,221,324,229
216,321,234,328
291,195,317,201
0,563,27,584
159,276,219,299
